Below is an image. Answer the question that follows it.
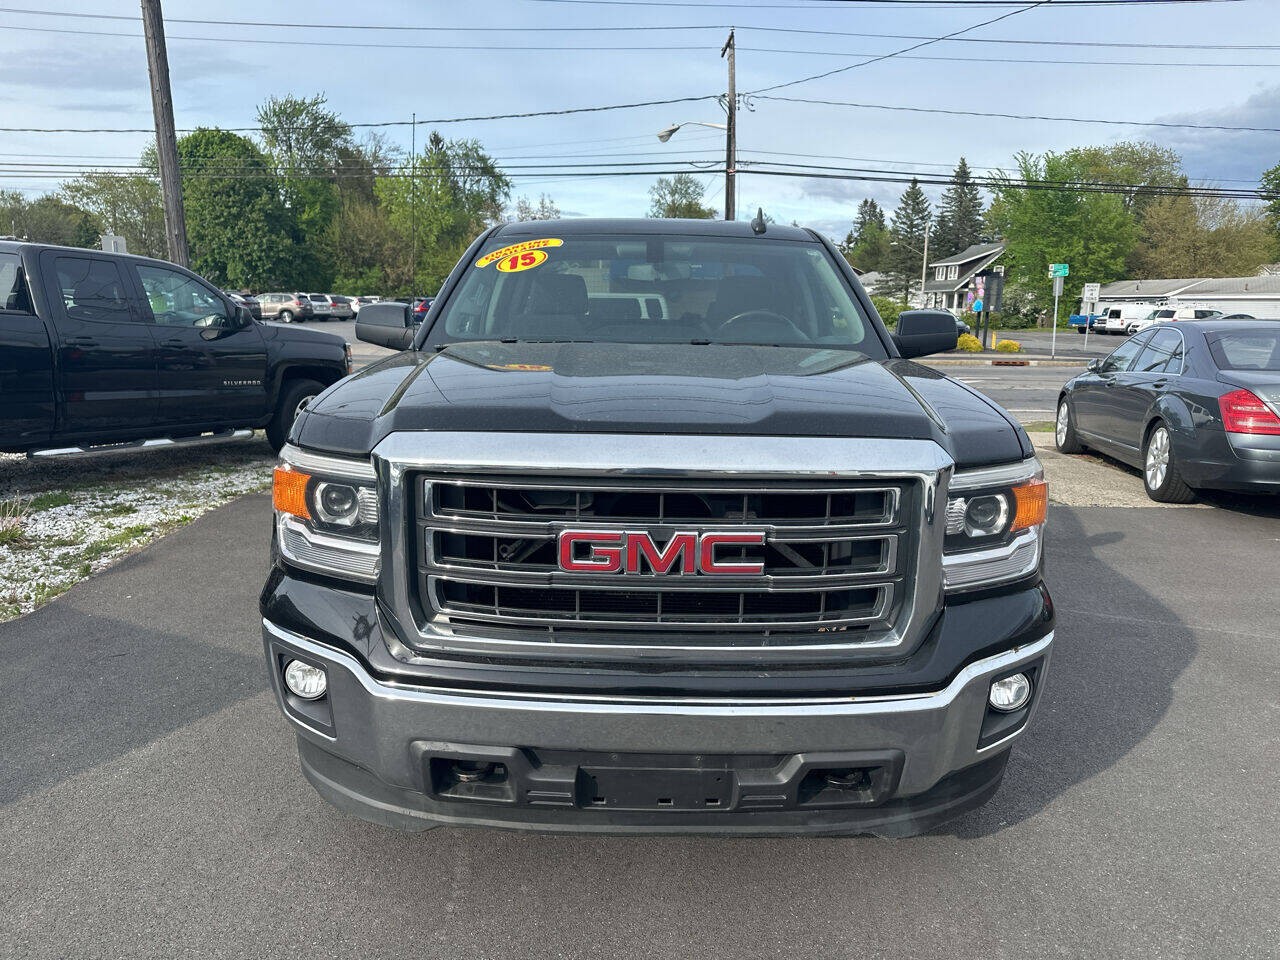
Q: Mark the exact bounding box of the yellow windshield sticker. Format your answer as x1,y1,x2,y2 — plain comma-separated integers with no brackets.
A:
476,238,563,268
495,249,548,273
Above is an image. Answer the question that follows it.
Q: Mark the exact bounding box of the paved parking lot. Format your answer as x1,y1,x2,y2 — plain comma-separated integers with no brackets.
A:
3,442,1278,958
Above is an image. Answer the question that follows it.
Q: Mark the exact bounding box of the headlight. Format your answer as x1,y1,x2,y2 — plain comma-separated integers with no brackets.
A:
273,445,379,582
943,458,1046,591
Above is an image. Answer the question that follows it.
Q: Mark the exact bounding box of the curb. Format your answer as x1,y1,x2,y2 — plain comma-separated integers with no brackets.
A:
923,357,1088,367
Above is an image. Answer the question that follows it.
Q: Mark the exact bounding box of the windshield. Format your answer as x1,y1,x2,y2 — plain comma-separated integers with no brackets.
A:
433,233,885,356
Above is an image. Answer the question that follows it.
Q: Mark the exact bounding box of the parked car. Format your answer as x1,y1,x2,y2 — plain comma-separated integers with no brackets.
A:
349,296,379,315
1055,319,1280,501
412,296,435,321
261,218,1054,838
305,293,334,320
1069,313,1104,334
1100,303,1158,335
1130,306,1221,334
326,295,355,321
0,240,352,454
1217,313,1257,320
224,291,262,320
257,292,314,324
955,316,972,337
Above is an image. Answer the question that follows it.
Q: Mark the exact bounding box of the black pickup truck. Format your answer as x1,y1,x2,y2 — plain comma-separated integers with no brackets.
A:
1,241,351,455
262,218,1054,837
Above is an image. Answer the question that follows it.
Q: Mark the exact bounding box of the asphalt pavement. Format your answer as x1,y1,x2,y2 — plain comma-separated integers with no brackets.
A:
2,486,1277,958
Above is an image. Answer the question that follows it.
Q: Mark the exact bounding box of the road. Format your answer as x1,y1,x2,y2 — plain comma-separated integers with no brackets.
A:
989,327,1116,357
934,363,1082,425
2,476,1278,957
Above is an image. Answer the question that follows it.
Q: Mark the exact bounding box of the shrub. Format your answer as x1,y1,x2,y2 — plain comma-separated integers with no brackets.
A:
956,333,983,352
869,295,908,328
994,339,1022,353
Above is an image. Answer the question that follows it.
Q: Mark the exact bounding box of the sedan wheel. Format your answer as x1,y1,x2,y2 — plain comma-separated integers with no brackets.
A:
1055,399,1083,454
1142,422,1195,503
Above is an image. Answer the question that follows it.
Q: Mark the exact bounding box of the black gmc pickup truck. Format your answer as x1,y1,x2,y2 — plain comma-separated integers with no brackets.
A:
262,219,1054,837
1,241,351,455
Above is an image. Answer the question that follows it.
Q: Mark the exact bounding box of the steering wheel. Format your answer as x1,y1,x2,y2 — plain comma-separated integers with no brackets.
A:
716,310,809,344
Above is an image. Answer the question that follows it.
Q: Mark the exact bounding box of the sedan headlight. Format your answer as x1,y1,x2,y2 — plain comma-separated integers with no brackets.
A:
273,445,379,583
943,458,1046,591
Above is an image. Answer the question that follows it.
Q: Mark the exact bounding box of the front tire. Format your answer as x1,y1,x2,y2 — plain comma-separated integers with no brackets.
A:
279,310,294,324
1055,399,1084,453
267,378,325,452
1143,422,1195,503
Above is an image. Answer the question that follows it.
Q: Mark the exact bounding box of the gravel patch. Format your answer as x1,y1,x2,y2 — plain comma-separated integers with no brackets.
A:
0,437,277,621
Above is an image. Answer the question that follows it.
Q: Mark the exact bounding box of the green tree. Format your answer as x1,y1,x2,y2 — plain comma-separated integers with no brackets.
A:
1133,193,1272,278
60,166,166,259
0,191,101,247
987,151,1139,320
932,158,984,259
507,193,562,222
1062,141,1185,215
840,198,890,271
885,179,932,302
1261,161,1280,259
647,174,716,219
256,94,355,287
175,128,297,289
374,131,510,297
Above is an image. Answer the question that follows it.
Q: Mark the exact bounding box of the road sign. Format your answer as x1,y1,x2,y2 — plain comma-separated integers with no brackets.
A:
1052,275,1064,298
1082,282,1100,302
1050,263,1069,278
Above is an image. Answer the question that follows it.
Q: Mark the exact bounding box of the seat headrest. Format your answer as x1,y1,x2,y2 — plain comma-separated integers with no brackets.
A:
526,272,588,317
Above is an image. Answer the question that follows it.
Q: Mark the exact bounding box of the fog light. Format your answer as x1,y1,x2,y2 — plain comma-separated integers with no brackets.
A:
284,659,327,699
989,673,1031,712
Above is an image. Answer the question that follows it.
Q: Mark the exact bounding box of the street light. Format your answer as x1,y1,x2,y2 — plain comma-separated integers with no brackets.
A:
657,119,734,220
656,120,727,143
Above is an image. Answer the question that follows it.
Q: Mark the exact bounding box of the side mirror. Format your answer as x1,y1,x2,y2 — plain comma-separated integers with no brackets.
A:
892,309,959,359
1087,358,1101,373
236,305,254,327
356,301,416,350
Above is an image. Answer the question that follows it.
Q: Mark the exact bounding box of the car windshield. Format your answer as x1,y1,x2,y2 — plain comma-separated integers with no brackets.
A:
1209,331,1280,371
434,233,885,356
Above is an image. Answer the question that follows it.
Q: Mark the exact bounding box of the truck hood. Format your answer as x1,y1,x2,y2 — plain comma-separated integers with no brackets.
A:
293,341,1029,468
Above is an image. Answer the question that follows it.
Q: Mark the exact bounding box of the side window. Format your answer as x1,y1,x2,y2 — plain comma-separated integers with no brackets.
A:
55,256,135,324
1133,328,1182,373
0,253,31,312
1099,332,1149,374
136,264,230,328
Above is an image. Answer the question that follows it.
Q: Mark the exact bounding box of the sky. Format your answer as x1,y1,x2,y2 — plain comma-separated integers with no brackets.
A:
2,0,1279,241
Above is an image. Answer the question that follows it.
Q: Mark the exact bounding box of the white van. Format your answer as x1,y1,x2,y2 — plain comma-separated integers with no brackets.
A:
1100,303,1159,335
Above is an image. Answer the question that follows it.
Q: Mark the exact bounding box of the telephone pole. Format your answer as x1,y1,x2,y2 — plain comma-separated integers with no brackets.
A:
720,29,736,222
140,0,188,267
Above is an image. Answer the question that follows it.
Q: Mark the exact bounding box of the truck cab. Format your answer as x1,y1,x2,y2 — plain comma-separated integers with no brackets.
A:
0,241,351,454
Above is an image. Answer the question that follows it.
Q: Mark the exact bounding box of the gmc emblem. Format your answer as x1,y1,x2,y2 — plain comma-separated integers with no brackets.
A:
558,530,766,576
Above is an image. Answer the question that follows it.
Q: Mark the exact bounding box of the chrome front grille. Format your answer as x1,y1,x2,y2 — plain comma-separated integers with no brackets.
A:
413,475,915,638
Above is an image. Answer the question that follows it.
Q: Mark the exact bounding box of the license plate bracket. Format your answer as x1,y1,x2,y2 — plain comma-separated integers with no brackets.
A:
579,765,732,811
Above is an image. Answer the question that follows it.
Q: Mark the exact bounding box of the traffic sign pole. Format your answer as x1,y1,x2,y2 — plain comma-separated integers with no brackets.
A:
1050,273,1065,359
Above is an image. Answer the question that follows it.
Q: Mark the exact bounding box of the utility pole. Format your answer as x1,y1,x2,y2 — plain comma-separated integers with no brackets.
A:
140,0,188,267
410,112,417,302
720,29,736,221
919,220,930,308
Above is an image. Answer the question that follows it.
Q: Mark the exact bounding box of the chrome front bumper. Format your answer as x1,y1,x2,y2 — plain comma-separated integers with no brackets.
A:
264,618,1053,833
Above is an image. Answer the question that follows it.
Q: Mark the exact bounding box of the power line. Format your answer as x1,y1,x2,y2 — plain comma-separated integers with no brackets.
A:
748,0,1055,95
741,48,1280,67
525,0,1226,6
755,93,1280,133
744,26,1280,51
0,94,722,134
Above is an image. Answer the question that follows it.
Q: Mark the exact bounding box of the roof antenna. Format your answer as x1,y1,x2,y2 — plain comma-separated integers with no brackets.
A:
750,207,767,235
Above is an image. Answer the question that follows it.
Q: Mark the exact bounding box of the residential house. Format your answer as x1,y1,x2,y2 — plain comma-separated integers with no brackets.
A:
922,242,1006,314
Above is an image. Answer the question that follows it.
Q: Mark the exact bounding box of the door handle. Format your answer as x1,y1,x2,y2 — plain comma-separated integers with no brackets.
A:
1151,379,1168,389
161,338,186,346
64,336,97,346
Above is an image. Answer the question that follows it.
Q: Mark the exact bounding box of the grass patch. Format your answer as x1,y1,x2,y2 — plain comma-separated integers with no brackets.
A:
1,496,30,548
1021,421,1056,433
57,523,153,568
28,491,74,512
91,502,138,518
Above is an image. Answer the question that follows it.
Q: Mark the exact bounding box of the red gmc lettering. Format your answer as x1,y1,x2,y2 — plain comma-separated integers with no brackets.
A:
698,532,766,575
558,531,624,573
558,530,765,575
